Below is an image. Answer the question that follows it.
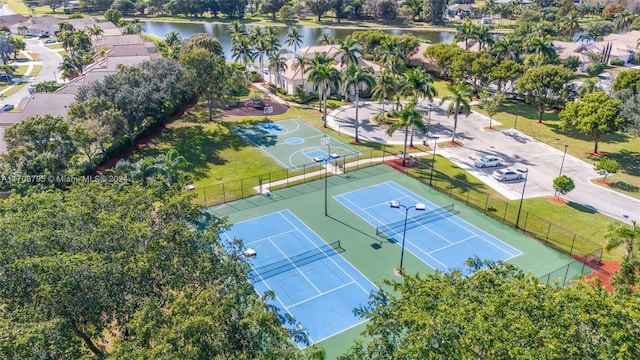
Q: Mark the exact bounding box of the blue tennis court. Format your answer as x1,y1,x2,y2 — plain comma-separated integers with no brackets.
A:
219,210,377,347
334,181,522,272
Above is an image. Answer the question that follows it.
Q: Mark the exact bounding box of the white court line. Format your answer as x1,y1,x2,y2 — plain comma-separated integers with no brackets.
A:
269,239,322,293
385,181,522,257
427,235,478,255
286,281,356,308
281,211,377,295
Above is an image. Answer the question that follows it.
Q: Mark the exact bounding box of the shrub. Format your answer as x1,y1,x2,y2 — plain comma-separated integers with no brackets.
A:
68,14,83,19
562,56,580,71
585,63,605,77
610,59,625,66
248,71,262,82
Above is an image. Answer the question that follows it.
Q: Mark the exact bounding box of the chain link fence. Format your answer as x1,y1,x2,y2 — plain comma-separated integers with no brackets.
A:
197,147,603,285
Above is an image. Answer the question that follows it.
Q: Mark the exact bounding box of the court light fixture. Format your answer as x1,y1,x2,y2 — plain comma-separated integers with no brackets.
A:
389,201,426,275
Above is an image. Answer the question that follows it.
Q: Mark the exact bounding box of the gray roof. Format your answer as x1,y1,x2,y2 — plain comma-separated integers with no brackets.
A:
96,34,144,48
0,14,28,26
106,44,151,57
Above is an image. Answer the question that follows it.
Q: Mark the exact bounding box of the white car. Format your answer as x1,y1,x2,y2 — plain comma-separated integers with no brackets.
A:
492,168,525,181
0,104,14,112
474,155,503,168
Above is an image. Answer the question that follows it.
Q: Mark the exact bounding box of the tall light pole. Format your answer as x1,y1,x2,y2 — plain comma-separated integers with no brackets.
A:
515,168,529,230
315,138,332,216
559,143,569,177
390,200,425,275
429,136,439,186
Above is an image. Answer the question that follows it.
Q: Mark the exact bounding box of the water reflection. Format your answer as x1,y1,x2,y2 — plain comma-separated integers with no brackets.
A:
143,21,455,59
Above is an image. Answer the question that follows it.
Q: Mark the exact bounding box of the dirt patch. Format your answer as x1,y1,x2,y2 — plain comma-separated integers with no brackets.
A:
384,157,419,171
549,196,566,204
223,99,288,116
573,255,620,292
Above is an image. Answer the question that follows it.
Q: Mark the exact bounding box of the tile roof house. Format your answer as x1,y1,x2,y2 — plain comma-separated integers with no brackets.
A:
266,44,383,96
0,16,159,123
554,31,640,70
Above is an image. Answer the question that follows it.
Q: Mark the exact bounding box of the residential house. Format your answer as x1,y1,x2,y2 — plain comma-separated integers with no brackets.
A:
553,31,639,71
266,44,382,96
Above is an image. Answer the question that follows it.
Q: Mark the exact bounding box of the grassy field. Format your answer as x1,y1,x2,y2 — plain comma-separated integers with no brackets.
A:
126,91,626,261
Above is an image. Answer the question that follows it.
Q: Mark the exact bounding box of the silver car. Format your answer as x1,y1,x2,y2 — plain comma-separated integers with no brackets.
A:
474,155,503,168
492,168,525,181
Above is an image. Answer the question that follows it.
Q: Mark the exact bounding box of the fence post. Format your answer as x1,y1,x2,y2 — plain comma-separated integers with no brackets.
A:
240,179,244,199
222,183,226,203
483,193,489,214
523,212,529,232
563,264,571,287
569,234,577,257
502,203,508,224
203,187,207,207
466,191,471,206
545,222,552,245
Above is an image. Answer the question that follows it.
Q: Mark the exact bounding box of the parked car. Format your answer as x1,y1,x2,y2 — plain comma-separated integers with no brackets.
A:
492,168,526,181
11,76,28,84
43,39,57,44
0,104,14,112
474,155,503,168
0,73,13,82
38,33,50,38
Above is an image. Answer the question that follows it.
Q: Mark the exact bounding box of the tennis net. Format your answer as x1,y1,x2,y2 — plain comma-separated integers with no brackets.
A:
376,203,455,237
250,240,343,280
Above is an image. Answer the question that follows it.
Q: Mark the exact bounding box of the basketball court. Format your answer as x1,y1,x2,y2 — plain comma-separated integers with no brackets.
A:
233,118,361,170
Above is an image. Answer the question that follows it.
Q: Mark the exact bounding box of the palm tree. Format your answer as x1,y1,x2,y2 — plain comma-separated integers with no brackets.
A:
57,21,75,34
58,55,81,80
286,27,303,53
265,26,281,55
292,53,310,93
605,221,640,261
386,99,427,166
249,26,265,44
402,68,437,146
377,36,400,68
472,25,494,51
254,37,269,78
372,70,396,111
561,11,581,40
491,34,522,62
525,35,557,66
440,82,473,143
87,24,104,41
317,32,336,45
613,10,635,34
342,64,375,143
268,50,287,91
227,21,246,37
231,34,256,75
308,54,340,127
455,19,476,50
337,35,360,66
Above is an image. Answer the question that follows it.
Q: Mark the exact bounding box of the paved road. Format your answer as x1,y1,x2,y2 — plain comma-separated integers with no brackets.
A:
0,38,62,152
327,100,639,225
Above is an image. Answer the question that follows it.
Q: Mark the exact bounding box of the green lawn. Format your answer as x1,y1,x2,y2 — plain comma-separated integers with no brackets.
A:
128,94,626,261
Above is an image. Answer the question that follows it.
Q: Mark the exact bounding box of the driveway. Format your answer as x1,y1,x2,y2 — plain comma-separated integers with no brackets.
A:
327,100,639,224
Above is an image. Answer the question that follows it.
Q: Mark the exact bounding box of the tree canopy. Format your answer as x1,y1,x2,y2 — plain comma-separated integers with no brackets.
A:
560,91,623,153
340,261,640,359
0,182,318,358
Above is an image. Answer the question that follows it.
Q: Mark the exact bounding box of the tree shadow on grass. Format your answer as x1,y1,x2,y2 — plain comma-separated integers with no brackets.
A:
149,125,244,180
608,181,640,192
602,149,640,176
567,201,598,214
546,121,632,145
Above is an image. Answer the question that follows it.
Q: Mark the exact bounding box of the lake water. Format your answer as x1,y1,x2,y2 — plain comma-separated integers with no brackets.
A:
143,21,455,59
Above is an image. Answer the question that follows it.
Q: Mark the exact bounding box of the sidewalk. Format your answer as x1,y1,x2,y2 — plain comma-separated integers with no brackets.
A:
252,153,430,194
